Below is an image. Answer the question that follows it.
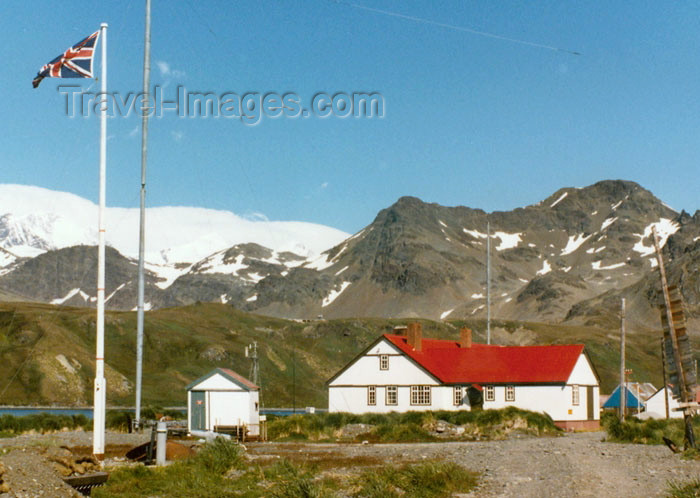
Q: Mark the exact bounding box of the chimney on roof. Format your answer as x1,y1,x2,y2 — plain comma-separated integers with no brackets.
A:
459,327,472,348
407,322,422,351
393,325,408,336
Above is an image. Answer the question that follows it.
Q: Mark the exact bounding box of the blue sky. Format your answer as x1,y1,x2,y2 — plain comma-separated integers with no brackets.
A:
3,1,700,234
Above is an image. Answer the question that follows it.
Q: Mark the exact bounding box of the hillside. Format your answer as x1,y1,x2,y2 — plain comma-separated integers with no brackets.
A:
0,302,683,408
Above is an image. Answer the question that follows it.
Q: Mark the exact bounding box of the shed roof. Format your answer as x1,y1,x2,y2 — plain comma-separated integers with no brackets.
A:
602,385,645,408
186,367,259,391
383,334,586,385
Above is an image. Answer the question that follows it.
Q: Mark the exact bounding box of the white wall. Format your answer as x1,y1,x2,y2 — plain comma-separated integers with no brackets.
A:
330,339,437,387
329,385,468,413
567,354,598,385
644,388,682,419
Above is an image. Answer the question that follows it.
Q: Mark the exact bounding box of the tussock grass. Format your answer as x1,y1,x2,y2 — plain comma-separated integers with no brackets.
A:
353,461,479,497
667,478,700,497
267,407,559,442
0,413,89,434
602,411,700,447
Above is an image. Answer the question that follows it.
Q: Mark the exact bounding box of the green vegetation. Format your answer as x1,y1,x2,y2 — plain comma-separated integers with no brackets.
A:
354,461,479,498
602,411,700,448
0,301,686,407
667,478,700,497
0,413,89,436
267,407,560,442
94,437,479,498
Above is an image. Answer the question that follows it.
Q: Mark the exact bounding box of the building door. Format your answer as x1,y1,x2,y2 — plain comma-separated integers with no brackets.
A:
191,391,206,430
587,386,595,420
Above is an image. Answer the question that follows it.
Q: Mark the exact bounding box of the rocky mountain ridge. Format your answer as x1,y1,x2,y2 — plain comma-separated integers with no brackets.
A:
1,180,698,331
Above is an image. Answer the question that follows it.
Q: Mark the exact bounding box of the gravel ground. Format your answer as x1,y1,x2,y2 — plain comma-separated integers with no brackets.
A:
247,432,700,497
0,430,699,497
0,431,150,497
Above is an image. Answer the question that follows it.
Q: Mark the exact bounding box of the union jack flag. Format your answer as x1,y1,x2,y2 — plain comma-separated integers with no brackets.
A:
33,30,100,88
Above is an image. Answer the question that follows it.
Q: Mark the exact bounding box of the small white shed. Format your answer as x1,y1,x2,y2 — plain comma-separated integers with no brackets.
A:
186,367,260,436
640,386,683,419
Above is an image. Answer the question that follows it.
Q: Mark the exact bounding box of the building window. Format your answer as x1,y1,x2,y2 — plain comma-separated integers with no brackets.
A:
453,386,463,405
386,386,398,405
505,385,515,402
484,385,495,402
368,386,376,405
572,385,580,406
410,385,431,405
379,354,389,370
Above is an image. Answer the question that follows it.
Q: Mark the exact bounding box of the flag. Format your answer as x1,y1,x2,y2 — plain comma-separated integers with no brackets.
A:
32,30,100,88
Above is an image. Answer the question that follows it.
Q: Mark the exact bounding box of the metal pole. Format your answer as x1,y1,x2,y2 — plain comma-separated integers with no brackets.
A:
486,221,491,345
620,298,626,419
135,0,152,430
93,22,108,459
662,337,670,419
156,421,167,465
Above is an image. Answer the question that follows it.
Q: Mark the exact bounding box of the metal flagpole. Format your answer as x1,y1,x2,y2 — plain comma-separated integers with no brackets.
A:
135,0,152,431
486,221,491,345
93,22,108,459
620,298,626,419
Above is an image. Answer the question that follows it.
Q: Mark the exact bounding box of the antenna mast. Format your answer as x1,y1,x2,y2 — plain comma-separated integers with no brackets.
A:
486,221,491,344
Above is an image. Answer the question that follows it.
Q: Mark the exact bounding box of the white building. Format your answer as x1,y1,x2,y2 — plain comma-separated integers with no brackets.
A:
640,386,683,419
186,367,261,436
328,324,601,430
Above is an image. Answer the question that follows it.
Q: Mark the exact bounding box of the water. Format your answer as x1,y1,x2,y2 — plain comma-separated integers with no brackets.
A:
0,408,94,418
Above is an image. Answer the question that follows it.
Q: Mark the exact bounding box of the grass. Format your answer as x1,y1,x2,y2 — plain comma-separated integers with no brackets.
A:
601,411,700,448
667,478,700,497
267,407,559,442
95,437,479,498
0,413,90,434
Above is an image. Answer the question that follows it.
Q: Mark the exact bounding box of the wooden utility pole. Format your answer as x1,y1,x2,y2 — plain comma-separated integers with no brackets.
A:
620,298,626,420
661,338,670,419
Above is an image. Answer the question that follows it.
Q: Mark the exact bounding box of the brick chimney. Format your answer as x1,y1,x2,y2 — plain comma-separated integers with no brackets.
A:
393,325,408,336
459,327,472,348
407,322,422,351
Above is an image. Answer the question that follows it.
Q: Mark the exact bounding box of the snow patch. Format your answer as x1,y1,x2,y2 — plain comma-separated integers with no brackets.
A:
601,217,617,230
632,219,680,257
471,304,485,315
493,231,522,251
335,265,349,276
322,281,351,307
463,228,487,239
592,261,626,270
471,293,484,299
220,294,228,304
246,294,257,302
536,260,551,276
504,297,512,303
550,191,568,208
439,220,447,227
51,288,82,305
611,200,623,210
561,233,591,256
440,308,454,320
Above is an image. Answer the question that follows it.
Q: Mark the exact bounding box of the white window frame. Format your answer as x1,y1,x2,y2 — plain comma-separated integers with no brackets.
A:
572,384,580,406
505,385,515,402
386,385,398,405
410,385,431,405
379,354,389,370
453,386,463,406
367,385,376,405
484,385,495,402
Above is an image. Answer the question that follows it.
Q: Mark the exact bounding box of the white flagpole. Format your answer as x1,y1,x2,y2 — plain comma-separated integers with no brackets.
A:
93,22,108,459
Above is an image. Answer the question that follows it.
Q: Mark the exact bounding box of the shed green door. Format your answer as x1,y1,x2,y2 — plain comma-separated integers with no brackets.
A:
191,391,206,430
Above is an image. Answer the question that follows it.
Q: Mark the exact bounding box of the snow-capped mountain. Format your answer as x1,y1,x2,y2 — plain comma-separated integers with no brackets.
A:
0,184,349,266
1,180,698,331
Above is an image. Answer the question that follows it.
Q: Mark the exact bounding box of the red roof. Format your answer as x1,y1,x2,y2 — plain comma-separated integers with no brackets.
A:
384,334,584,384
217,368,259,390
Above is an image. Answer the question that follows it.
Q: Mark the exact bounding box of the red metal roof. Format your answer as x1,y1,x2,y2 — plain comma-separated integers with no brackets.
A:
384,334,584,384
217,368,259,390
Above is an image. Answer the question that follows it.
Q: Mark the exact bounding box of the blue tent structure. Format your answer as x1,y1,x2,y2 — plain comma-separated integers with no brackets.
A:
603,384,645,409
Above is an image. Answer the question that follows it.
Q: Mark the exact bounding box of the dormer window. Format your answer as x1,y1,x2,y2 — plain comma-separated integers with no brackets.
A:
380,354,389,370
